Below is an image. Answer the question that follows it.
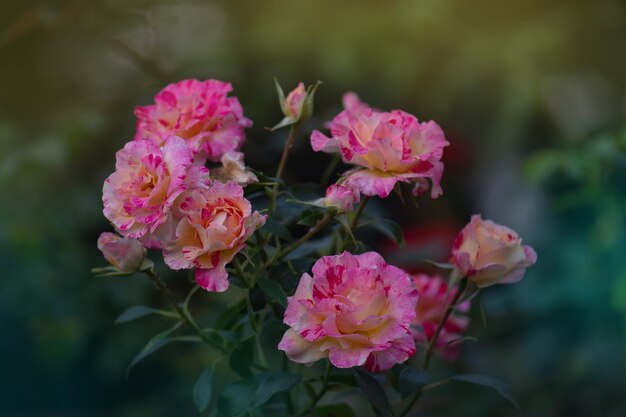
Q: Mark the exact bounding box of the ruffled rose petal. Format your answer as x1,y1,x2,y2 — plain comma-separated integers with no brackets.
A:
279,252,419,370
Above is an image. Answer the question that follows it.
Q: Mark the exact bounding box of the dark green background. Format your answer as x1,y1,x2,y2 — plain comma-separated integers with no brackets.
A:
1,0,625,416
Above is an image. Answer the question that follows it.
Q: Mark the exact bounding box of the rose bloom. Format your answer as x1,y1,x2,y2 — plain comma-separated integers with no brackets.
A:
450,215,537,288
97,232,146,272
322,184,360,213
278,252,419,372
283,82,306,120
311,93,448,199
103,137,199,240
163,181,265,292
411,274,469,360
211,151,258,185
134,79,252,163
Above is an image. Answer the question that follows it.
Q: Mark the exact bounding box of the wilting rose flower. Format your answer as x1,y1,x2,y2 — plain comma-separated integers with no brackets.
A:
322,184,359,213
450,215,537,288
97,232,146,272
163,181,265,292
134,79,252,163
311,94,449,199
103,137,196,240
411,274,469,360
278,252,418,372
283,82,306,120
211,151,258,185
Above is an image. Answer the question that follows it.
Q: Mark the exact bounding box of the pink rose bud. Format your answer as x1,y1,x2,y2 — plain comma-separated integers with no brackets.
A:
134,79,252,163
311,93,449,199
283,82,307,120
324,184,359,213
271,80,321,131
411,274,470,360
450,215,537,288
278,251,419,372
97,232,146,272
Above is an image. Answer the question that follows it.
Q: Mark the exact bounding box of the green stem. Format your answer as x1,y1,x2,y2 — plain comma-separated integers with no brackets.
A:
144,269,227,354
350,196,370,232
422,278,468,369
298,361,332,417
269,126,298,214
276,126,298,181
255,307,269,368
399,278,468,417
276,212,334,261
233,258,251,287
282,355,296,414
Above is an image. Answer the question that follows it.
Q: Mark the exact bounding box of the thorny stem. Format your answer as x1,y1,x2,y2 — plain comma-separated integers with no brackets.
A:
144,268,227,354
398,278,468,417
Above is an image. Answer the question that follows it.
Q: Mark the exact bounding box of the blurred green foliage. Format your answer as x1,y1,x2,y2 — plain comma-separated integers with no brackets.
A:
1,0,625,416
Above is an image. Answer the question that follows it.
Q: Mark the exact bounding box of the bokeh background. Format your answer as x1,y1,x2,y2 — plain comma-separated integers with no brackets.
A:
1,0,625,416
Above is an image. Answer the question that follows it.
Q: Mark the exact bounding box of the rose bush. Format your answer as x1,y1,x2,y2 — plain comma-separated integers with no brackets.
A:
94,77,536,417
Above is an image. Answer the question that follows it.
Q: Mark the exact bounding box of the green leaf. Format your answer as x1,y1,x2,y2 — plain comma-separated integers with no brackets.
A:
249,168,284,186
247,296,258,334
270,257,316,295
353,368,392,417
215,298,247,330
264,218,293,241
115,306,179,324
263,245,278,262
203,328,239,349
127,321,183,374
443,336,478,348
450,374,523,414
421,260,455,270
217,372,301,416
229,337,255,377
91,266,134,277
363,217,405,247
313,403,356,417
193,366,214,412
257,277,288,308
274,77,286,111
270,116,297,131
398,367,431,398
477,291,488,328
298,80,322,127
297,209,324,227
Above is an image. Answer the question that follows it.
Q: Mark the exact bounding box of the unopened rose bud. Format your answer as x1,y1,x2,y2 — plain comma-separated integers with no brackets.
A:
450,215,537,288
97,232,146,272
270,79,321,131
324,184,359,213
283,82,306,120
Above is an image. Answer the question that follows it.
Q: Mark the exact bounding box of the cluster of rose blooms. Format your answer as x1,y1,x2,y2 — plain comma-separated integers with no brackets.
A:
98,78,536,374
